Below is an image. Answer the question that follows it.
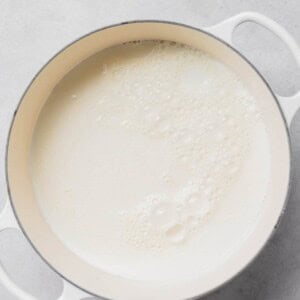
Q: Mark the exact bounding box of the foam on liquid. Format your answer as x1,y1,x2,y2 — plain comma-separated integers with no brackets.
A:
31,41,271,282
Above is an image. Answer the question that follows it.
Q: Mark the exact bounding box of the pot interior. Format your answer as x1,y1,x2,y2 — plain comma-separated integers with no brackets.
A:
7,21,290,300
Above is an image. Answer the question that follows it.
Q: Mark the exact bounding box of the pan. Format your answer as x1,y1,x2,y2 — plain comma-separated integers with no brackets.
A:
1,12,300,300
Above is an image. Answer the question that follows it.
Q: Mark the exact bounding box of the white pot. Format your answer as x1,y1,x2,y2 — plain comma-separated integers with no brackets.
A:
1,12,300,300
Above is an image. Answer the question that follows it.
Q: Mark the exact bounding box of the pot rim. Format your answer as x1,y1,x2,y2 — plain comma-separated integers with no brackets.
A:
5,19,292,300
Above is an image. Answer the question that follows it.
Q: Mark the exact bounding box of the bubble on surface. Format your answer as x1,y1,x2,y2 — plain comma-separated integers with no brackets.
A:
228,166,239,175
215,132,226,142
149,200,178,229
156,119,171,135
121,120,129,126
96,115,102,122
165,223,186,243
185,191,211,218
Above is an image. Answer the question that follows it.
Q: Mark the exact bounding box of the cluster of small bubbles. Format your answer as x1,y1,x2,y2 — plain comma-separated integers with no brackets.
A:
121,211,166,251
121,182,216,248
89,40,263,250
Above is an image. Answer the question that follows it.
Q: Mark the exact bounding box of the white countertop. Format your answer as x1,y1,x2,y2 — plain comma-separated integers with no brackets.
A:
0,1,299,299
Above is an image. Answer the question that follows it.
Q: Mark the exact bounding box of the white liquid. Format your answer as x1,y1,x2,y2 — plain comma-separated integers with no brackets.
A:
31,41,271,282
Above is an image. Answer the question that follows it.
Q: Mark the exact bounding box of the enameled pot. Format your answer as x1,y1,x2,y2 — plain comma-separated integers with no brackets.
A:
1,12,300,300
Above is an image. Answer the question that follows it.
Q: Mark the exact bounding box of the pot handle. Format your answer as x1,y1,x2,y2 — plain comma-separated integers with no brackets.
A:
206,11,300,126
0,199,91,300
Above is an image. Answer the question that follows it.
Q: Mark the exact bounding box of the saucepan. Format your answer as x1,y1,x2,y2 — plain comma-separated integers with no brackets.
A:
1,12,299,300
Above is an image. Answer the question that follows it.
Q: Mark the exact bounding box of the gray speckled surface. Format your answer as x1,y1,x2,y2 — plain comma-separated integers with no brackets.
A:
0,1,299,299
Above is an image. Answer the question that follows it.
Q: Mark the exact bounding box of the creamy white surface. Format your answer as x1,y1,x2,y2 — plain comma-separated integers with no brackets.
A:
31,41,271,282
